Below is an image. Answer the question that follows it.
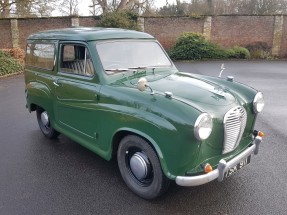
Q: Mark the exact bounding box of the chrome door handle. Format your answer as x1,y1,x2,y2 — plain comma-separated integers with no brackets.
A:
53,81,60,87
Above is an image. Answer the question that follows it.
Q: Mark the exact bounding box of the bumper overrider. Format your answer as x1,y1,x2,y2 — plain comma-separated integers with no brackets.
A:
176,135,263,186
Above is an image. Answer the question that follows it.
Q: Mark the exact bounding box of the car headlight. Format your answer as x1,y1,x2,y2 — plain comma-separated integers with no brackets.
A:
194,113,213,140
253,92,264,113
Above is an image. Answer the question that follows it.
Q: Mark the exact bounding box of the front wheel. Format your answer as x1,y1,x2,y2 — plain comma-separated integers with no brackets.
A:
36,108,59,139
117,135,170,199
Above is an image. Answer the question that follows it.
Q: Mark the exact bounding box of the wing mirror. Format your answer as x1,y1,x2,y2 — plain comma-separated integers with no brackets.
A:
137,77,148,91
137,78,154,95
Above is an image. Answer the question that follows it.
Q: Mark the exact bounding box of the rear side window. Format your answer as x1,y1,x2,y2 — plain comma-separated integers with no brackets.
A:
60,44,95,77
26,43,55,70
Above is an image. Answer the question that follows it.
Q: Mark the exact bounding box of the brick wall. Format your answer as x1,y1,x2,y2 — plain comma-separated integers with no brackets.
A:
144,15,286,57
79,17,98,27
144,17,205,49
280,16,287,57
0,19,13,48
210,16,274,48
0,15,286,57
17,17,71,49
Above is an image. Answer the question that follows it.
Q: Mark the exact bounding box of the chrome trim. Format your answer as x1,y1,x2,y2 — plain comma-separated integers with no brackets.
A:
194,113,213,141
53,81,60,87
175,136,262,186
41,111,49,127
253,92,264,113
130,152,149,180
223,106,247,154
83,47,87,74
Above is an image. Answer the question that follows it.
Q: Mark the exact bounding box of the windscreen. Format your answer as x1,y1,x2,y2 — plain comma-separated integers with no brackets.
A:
96,40,172,73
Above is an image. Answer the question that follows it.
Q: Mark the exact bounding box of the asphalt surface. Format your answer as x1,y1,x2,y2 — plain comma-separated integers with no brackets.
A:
0,61,286,215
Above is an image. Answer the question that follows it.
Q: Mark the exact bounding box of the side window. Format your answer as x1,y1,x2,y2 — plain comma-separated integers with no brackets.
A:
63,45,75,61
60,44,95,77
26,43,55,70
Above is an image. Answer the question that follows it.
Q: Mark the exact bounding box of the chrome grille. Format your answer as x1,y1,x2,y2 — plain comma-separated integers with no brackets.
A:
223,106,247,154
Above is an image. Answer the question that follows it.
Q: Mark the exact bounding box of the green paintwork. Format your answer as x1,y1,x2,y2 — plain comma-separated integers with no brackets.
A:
27,27,153,42
25,27,260,180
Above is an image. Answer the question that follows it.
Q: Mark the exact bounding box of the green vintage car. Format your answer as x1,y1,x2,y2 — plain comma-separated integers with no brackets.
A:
25,27,264,199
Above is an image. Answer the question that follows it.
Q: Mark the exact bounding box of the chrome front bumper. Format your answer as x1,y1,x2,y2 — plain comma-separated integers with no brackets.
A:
175,136,262,186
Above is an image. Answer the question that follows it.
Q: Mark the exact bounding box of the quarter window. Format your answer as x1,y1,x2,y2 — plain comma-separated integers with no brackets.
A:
60,44,95,77
26,43,55,70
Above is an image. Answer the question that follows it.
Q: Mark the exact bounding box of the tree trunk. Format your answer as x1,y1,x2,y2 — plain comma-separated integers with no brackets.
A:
207,0,214,15
1,0,10,18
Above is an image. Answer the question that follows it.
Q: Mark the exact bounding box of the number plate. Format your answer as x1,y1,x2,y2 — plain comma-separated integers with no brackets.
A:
224,155,251,178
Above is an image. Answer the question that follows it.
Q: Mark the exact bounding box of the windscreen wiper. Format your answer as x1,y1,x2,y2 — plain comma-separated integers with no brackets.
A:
105,68,129,74
128,66,156,75
128,66,149,70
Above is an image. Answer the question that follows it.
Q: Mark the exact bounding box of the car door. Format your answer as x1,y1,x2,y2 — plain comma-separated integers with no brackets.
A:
54,42,101,142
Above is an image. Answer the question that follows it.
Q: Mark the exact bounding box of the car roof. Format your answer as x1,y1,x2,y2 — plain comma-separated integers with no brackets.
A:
27,27,154,41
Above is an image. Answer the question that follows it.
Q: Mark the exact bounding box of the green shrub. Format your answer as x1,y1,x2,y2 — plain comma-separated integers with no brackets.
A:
2,48,25,64
98,11,139,30
246,42,272,59
169,32,228,60
0,50,23,76
227,46,250,59
169,32,251,60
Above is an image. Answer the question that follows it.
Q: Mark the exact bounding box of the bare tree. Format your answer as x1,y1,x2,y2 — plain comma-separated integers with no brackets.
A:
236,0,287,15
15,0,33,17
211,0,239,14
255,0,287,14
89,0,100,15
88,0,154,15
188,0,216,15
187,0,287,15
58,0,79,16
1,0,56,18
206,0,214,14
0,0,15,17
33,0,57,17
157,0,189,16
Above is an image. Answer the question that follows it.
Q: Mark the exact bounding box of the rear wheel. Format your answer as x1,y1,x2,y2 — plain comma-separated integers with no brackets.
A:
117,135,170,199
36,108,59,139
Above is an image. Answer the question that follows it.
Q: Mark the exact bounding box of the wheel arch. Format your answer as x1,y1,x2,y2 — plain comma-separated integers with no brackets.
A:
28,103,38,112
111,127,175,180
26,81,53,113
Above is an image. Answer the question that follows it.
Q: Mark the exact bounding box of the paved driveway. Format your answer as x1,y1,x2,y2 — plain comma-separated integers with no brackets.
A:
0,61,286,215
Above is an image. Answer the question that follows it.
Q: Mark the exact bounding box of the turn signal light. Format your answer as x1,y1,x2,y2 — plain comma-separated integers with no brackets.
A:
204,163,213,173
258,131,265,137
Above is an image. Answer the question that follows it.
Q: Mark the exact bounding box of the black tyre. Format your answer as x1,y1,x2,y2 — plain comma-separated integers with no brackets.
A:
36,108,59,139
117,135,170,199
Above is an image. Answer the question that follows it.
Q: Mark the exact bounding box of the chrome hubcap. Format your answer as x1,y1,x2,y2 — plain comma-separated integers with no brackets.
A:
41,111,49,127
130,152,150,181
